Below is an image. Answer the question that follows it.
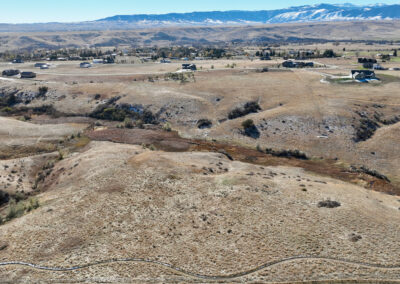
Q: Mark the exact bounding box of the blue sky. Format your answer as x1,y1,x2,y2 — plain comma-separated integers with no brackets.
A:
1,0,399,23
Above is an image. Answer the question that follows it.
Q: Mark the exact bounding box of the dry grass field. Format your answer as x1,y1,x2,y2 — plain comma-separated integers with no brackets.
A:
1,40,400,283
0,141,399,282
1,20,400,51
2,55,399,180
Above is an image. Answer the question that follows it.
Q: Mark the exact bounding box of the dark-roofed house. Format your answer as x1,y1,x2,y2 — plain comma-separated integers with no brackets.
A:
358,58,377,64
362,62,374,69
182,63,197,71
282,60,313,68
282,61,295,68
2,69,20,76
20,72,36,79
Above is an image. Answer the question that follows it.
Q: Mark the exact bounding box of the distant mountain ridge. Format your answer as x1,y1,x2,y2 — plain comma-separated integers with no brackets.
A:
98,3,400,25
1,3,400,33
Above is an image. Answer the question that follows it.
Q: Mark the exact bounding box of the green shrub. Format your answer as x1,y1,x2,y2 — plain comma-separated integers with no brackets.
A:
26,198,39,212
162,122,172,132
38,86,48,97
241,119,260,138
265,148,309,160
318,199,341,208
136,119,144,129
164,72,193,84
322,49,336,58
228,101,261,120
0,190,9,206
5,197,40,222
242,119,255,129
197,119,213,129
6,200,25,221
57,150,64,161
90,100,158,124
13,192,26,202
1,107,13,113
101,108,126,121
123,118,134,129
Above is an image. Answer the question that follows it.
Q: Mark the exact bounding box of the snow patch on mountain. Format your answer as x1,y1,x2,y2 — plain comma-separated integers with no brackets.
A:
98,3,400,26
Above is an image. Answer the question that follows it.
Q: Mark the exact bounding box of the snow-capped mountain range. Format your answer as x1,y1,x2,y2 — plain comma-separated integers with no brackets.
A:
98,3,400,26
1,3,400,33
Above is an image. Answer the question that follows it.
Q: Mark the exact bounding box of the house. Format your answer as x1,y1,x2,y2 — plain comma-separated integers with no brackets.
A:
34,63,47,68
69,56,82,61
282,61,314,68
80,62,92,68
2,69,20,76
260,55,271,61
12,59,24,64
104,57,115,64
297,62,314,68
358,58,377,64
20,72,36,79
92,59,104,64
182,63,197,71
381,54,391,61
362,62,374,69
282,61,295,68
351,70,376,80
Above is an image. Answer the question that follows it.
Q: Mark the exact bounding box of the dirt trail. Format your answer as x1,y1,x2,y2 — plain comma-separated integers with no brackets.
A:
1,255,400,281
